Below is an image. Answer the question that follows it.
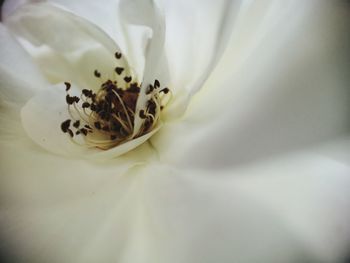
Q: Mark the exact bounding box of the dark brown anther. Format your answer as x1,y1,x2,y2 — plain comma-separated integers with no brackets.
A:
154,79,160,88
147,100,156,115
64,82,71,91
85,125,92,130
61,119,71,133
82,102,90,108
124,76,132,83
68,129,74,137
129,83,140,93
139,110,147,119
66,95,79,104
76,130,81,135
80,128,88,136
90,104,97,111
115,52,122,59
66,95,75,105
82,89,93,98
161,88,169,94
160,106,164,110
146,84,154,95
110,135,117,140
94,70,101,78
94,121,101,130
115,67,124,75
73,120,80,128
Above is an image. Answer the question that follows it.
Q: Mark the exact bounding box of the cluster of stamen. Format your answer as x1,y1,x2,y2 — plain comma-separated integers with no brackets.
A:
60,52,171,150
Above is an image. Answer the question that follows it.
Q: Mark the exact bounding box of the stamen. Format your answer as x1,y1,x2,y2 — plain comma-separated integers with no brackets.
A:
94,70,101,78
124,76,132,83
60,51,172,150
64,82,71,91
115,67,124,75
154,79,160,88
61,119,71,133
115,52,122,59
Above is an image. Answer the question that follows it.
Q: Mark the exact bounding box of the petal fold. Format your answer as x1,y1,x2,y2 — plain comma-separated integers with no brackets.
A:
152,0,350,169
118,0,167,135
5,2,131,92
0,23,47,104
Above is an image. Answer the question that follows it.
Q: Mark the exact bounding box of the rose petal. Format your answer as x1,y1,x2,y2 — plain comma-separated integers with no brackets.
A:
5,2,132,91
158,0,241,119
141,146,350,263
118,0,167,136
0,23,48,141
0,23,47,104
152,0,350,169
0,138,153,262
1,140,349,262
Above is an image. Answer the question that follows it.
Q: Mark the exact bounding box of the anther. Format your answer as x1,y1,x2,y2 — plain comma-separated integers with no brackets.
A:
68,129,74,137
82,102,90,108
94,121,101,130
73,120,80,128
61,119,71,133
80,128,88,136
64,82,71,91
128,83,140,93
161,88,169,94
154,79,160,88
146,84,154,95
139,110,147,119
124,76,132,83
90,104,97,111
66,95,79,105
115,52,122,59
94,70,101,78
115,67,124,75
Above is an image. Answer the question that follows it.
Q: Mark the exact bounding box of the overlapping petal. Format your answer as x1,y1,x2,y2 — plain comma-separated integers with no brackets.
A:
152,0,350,169
0,1,349,263
0,23,47,104
4,2,130,92
1,139,349,262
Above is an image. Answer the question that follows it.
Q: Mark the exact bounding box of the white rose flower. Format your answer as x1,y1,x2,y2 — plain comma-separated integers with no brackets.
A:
0,0,349,262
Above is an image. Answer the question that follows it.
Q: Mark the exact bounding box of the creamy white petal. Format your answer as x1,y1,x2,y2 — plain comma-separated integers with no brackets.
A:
0,138,155,263
0,23,48,142
152,0,350,168
3,0,139,73
143,144,350,263
118,0,167,135
47,0,121,44
0,23,47,104
158,0,242,118
1,140,349,262
3,0,129,64
2,0,40,20
5,2,132,91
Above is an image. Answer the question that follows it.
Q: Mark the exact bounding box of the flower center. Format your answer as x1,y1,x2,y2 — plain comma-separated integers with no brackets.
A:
60,52,171,150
